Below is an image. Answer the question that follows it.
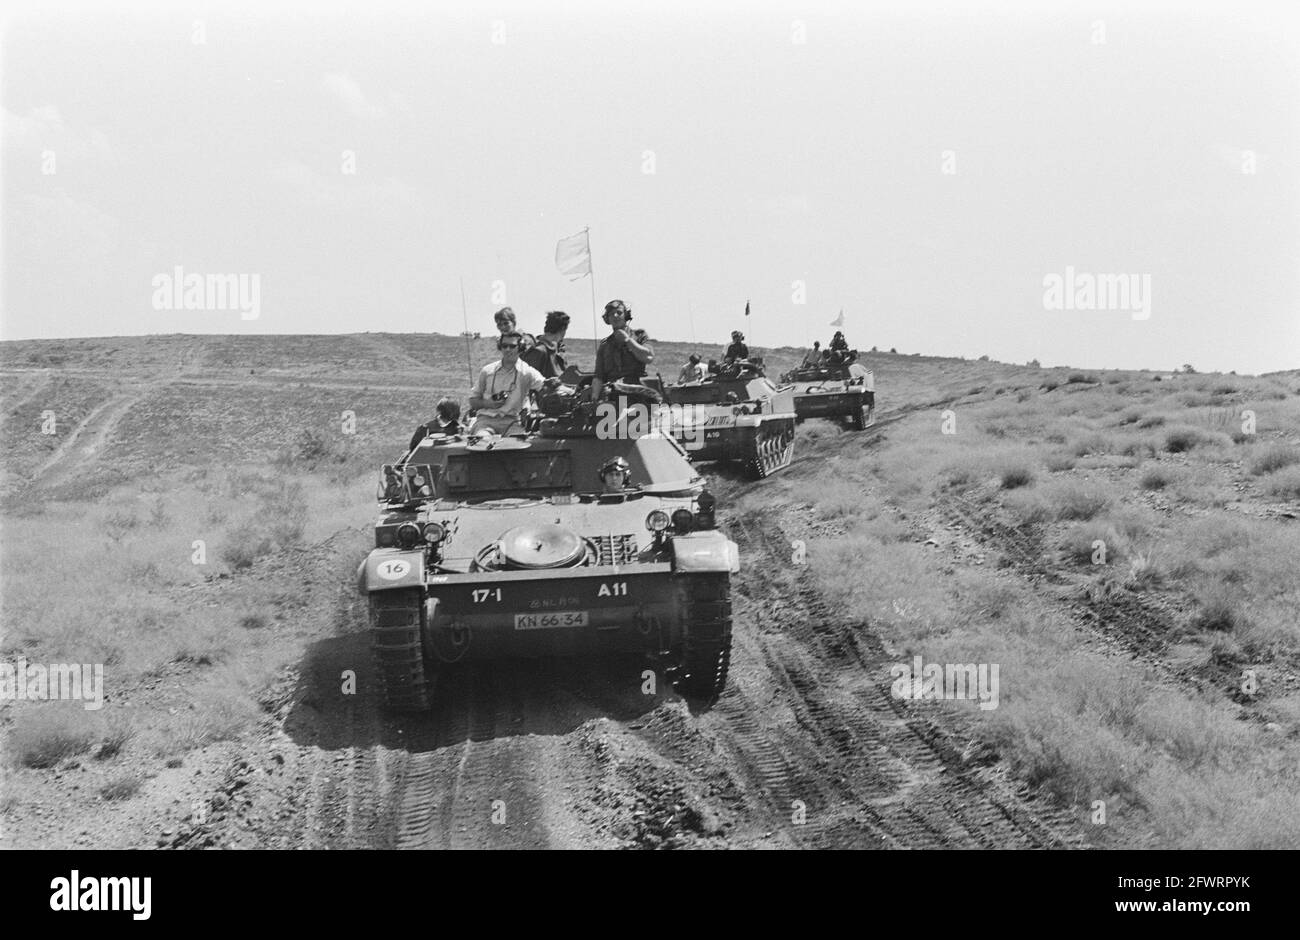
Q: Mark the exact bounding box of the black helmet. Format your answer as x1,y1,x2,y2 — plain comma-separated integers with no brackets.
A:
731,330,744,340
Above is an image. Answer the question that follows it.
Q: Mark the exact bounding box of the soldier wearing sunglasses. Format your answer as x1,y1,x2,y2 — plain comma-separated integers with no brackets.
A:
467,331,546,435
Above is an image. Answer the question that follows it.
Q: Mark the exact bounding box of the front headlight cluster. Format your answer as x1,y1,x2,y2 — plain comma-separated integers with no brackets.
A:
644,490,718,535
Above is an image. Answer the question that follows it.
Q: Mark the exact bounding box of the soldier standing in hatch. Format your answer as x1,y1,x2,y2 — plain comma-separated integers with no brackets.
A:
725,331,749,363
467,331,546,435
522,310,569,380
590,299,654,402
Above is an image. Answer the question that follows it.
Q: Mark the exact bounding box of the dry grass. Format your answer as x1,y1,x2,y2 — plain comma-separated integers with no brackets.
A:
1139,466,1178,490
775,369,1300,847
1264,466,1300,499
7,708,100,769
99,775,144,801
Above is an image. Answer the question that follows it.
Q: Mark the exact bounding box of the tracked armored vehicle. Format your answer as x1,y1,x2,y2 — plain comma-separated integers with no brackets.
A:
664,360,797,478
357,411,739,712
780,357,875,430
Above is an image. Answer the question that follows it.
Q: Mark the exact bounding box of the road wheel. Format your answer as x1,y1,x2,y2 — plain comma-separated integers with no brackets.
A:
369,588,433,712
746,422,795,479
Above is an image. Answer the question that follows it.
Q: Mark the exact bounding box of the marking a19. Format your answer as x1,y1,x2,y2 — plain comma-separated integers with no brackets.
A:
598,581,628,597
472,588,503,603
377,560,411,580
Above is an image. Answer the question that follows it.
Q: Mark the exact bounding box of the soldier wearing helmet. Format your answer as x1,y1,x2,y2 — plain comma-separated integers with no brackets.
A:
725,331,749,363
591,299,654,402
598,455,633,494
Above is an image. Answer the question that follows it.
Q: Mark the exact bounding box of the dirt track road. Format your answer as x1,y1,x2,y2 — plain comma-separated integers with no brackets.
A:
169,423,1084,851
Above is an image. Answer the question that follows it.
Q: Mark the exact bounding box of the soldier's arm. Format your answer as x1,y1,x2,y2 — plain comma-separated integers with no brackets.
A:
626,336,654,365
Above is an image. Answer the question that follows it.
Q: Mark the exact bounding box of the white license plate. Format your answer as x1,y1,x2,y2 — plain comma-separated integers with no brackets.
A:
514,610,589,630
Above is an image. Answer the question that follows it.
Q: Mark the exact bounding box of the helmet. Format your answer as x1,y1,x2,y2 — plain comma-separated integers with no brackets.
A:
602,299,632,323
599,456,631,476
731,330,744,340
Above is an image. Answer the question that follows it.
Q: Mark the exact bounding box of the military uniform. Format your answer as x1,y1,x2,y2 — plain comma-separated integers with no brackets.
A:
522,336,566,379
595,333,647,385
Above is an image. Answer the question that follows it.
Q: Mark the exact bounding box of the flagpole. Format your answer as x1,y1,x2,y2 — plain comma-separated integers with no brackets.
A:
586,227,599,345
459,275,473,385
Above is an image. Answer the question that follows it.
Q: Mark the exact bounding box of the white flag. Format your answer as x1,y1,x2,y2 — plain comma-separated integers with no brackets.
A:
555,230,592,280
830,308,845,327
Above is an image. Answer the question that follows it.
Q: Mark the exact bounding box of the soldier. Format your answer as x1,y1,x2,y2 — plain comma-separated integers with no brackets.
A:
801,341,822,368
408,397,462,450
598,455,634,494
678,353,706,384
494,307,535,354
591,299,654,402
522,310,569,380
467,331,547,435
725,331,749,362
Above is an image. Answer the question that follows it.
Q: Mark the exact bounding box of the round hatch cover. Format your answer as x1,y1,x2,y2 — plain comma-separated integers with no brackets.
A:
497,523,584,569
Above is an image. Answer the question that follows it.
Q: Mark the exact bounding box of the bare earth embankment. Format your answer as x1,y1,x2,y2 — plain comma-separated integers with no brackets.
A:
2,334,1298,849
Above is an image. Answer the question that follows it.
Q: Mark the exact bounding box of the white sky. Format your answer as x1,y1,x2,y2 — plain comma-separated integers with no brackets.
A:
3,0,1298,373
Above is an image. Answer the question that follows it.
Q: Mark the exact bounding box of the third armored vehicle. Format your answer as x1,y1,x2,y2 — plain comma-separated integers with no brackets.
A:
664,359,796,478
357,407,739,711
780,356,875,430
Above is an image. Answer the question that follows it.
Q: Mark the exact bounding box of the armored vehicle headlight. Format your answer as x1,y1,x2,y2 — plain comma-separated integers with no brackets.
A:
396,522,422,549
423,522,446,544
731,406,743,416
671,508,694,532
646,510,670,532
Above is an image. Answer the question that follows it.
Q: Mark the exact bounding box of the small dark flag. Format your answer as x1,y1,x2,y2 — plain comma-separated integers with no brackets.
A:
744,301,750,317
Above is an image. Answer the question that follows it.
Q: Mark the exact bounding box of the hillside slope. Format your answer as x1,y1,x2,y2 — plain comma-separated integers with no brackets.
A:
2,334,1298,849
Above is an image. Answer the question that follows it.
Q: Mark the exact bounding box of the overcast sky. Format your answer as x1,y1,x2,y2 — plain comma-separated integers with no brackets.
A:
3,0,1297,373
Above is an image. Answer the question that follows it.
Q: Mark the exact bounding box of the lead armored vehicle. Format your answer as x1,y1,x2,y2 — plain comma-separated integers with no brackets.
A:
357,407,739,711
780,356,875,430
663,360,797,478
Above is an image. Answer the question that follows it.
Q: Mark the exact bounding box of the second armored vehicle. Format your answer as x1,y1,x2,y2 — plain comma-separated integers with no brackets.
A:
664,360,797,478
780,357,876,430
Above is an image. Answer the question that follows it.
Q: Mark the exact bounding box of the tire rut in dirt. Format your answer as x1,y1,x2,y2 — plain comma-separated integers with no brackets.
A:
719,511,1084,848
942,492,1198,682
391,661,549,849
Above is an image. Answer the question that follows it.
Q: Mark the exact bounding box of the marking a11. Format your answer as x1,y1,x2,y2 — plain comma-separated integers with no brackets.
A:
377,560,411,580
598,581,628,597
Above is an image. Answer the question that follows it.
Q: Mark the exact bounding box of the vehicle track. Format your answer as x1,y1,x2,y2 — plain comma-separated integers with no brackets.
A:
1,369,53,419
717,499,1085,848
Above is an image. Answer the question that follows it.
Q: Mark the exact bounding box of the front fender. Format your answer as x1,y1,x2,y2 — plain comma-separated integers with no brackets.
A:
357,549,426,594
671,531,740,573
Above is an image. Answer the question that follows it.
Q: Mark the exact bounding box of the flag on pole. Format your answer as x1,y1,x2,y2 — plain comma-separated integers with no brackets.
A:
744,301,750,317
555,229,592,280
830,308,844,327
